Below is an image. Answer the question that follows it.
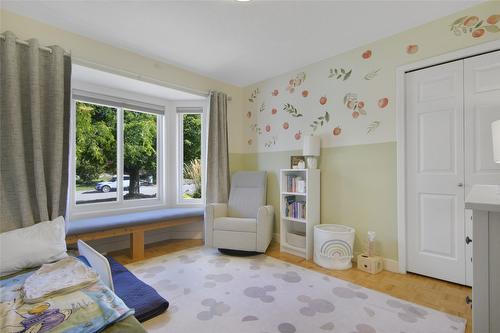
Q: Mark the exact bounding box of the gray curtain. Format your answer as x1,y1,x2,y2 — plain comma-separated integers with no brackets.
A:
206,91,230,204
0,31,71,232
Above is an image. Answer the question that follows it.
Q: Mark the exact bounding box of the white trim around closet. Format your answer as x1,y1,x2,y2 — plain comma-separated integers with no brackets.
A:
395,39,500,274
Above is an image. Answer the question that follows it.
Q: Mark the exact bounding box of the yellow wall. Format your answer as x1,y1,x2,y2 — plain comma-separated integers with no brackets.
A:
0,9,246,153
231,143,397,259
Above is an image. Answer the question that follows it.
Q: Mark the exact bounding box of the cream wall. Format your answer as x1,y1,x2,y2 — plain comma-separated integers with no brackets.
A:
0,9,246,153
240,1,500,260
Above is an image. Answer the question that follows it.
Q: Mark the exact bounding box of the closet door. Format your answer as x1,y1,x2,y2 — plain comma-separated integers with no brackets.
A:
406,60,466,284
464,50,500,286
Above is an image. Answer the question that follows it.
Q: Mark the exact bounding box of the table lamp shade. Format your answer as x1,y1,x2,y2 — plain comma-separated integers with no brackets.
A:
492,120,500,164
303,135,320,156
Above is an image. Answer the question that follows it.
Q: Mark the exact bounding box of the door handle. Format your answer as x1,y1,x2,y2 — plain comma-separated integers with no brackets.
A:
465,236,472,244
458,183,464,187
465,296,472,307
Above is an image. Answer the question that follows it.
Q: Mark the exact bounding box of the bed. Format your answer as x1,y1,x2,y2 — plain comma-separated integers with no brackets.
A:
0,264,147,333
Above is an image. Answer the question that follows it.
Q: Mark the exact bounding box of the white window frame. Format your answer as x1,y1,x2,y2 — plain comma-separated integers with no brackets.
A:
70,90,166,218
176,105,206,205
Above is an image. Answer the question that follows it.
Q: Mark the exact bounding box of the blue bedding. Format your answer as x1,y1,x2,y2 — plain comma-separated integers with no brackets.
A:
79,256,169,322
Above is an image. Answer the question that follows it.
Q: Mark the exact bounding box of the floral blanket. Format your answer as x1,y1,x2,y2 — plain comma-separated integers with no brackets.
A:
0,267,133,333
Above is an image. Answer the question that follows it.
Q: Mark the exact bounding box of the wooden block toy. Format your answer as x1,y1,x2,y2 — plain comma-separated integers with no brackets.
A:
357,254,383,274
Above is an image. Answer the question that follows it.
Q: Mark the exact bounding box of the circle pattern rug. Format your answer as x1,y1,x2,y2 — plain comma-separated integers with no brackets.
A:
126,247,465,333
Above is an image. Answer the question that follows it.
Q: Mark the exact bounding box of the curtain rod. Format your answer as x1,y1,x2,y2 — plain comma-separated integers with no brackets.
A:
0,34,71,56
0,35,231,101
73,57,232,101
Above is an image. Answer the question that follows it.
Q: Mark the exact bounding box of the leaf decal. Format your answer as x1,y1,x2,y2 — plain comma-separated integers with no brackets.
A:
344,69,352,81
329,68,352,81
248,88,260,103
364,68,381,80
259,102,265,113
309,111,330,131
450,15,500,37
367,121,381,134
283,103,303,117
264,136,277,148
250,123,262,135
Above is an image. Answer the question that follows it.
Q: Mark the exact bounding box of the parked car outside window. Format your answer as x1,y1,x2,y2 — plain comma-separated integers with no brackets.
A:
95,175,130,192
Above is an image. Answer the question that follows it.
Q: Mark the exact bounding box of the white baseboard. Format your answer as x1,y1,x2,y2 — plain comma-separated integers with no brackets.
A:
382,258,400,273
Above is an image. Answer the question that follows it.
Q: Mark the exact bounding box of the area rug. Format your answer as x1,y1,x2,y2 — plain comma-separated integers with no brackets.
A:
126,247,465,333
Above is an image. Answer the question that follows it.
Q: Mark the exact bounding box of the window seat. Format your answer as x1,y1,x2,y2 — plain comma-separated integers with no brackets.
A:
66,208,204,260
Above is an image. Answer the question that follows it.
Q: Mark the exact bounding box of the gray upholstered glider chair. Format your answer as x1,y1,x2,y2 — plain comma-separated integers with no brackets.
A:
205,171,274,253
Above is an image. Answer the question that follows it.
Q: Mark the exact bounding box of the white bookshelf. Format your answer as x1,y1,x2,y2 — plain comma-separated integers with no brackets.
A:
279,168,320,260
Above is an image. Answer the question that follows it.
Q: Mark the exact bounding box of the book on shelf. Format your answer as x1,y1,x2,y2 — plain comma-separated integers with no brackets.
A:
286,175,306,193
284,196,306,220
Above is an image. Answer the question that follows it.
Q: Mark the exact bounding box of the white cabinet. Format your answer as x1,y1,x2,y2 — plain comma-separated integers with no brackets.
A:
279,169,320,260
465,185,500,333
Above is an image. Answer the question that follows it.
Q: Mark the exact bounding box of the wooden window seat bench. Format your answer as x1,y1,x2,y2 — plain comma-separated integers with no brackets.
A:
66,208,204,261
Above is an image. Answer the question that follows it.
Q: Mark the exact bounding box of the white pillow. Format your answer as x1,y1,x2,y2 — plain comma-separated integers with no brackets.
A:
0,216,68,277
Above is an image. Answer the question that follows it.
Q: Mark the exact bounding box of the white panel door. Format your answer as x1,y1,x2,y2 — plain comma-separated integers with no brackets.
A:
464,50,500,286
406,60,465,284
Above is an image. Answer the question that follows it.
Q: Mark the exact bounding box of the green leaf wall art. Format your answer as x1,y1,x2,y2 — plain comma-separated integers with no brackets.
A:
248,88,260,103
310,111,330,131
283,103,303,117
364,68,381,80
450,14,499,38
367,121,381,134
250,123,262,135
328,68,352,81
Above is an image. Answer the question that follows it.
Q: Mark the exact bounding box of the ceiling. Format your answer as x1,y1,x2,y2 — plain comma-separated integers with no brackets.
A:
1,1,481,87
72,64,206,101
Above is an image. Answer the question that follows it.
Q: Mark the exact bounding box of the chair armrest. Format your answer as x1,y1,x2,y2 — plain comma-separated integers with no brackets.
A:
256,205,274,252
207,203,228,218
204,203,228,247
258,205,274,219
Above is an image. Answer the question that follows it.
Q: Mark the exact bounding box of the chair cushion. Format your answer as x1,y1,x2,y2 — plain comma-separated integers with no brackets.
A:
213,217,257,233
228,171,266,218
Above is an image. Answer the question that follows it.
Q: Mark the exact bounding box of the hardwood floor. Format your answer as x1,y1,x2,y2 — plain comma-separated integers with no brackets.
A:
110,239,472,332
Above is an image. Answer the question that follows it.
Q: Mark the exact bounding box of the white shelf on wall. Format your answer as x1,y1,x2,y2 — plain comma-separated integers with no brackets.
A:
280,169,320,260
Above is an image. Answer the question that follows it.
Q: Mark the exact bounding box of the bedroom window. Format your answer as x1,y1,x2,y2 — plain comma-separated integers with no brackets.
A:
177,107,204,204
75,101,118,205
123,109,158,201
72,91,164,211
